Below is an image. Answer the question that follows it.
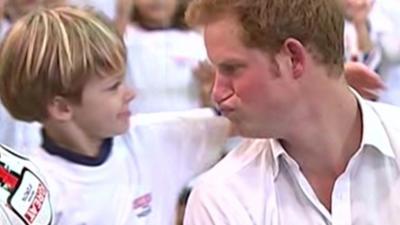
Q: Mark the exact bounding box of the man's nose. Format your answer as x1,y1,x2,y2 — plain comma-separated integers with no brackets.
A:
212,73,233,105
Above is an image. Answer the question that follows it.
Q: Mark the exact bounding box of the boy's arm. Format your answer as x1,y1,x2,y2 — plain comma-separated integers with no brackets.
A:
131,108,231,175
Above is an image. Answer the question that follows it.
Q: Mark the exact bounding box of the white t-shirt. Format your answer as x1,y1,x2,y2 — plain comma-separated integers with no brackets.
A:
30,108,230,225
184,95,400,225
374,0,400,107
0,19,10,40
67,0,116,19
124,25,208,113
0,103,42,156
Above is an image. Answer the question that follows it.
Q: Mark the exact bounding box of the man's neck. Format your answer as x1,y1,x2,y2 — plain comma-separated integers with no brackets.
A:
279,83,362,212
281,83,362,177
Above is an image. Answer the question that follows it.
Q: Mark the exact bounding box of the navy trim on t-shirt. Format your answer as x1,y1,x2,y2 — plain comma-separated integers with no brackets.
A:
41,130,113,166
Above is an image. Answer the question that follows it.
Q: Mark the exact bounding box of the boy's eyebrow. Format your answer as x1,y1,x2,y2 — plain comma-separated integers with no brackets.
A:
105,73,124,83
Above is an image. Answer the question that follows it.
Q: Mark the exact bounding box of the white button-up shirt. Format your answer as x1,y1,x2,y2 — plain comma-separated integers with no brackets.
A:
184,94,400,225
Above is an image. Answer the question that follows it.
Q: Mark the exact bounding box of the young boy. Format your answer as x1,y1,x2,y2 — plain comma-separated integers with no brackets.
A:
0,6,230,225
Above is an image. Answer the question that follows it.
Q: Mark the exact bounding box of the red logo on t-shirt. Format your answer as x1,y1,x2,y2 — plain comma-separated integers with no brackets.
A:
133,193,152,218
24,183,47,223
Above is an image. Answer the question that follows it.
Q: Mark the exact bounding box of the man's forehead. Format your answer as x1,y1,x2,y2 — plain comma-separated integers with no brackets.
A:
204,18,242,47
204,15,241,36
203,19,254,65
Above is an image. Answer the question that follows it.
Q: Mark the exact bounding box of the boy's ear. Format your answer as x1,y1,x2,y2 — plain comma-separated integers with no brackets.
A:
47,96,73,121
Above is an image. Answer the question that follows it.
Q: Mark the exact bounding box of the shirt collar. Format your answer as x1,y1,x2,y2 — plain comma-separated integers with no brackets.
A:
270,88,395,180
41,129,113,166
352,88,395,158
270,139,289,180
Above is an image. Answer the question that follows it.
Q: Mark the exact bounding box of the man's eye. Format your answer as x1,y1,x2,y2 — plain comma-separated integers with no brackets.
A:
220,65,237,74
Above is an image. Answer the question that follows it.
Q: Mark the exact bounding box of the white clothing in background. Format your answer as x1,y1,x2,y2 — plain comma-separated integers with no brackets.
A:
124,25,207,113
0,102,41,156
0,19,10,39
374,0,400,106
343,0,400,107
67,0,116,19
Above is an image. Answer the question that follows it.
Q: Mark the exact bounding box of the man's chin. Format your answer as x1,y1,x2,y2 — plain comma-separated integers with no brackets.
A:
236,124,268,139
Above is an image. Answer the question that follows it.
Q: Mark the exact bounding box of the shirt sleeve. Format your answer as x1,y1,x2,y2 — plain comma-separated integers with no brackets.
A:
131,108,231,174
130,108,231,225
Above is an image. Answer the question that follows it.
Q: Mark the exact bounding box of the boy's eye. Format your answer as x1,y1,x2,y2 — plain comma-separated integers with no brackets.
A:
108,81,122,90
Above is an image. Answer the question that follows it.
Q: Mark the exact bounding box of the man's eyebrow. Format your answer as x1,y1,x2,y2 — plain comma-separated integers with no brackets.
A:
214,58,246,65
216,61,247,68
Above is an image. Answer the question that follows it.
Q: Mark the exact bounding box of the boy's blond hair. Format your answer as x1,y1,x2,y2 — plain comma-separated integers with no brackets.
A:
0,6,126,122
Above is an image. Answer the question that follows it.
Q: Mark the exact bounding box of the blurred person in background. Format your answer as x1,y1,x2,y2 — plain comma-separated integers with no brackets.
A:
66,0,130,34
67,0,116,19
124,0,209,113
5,0,43,20
342,0,382,71
0,0,8,37
372,0,400,106
341,0,400,104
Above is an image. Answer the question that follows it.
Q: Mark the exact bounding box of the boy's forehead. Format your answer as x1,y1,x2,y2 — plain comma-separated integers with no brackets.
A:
87,72,124,84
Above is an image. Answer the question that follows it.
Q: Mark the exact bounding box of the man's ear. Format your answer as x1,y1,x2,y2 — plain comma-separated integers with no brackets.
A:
47,96,73,121
279,38,306,80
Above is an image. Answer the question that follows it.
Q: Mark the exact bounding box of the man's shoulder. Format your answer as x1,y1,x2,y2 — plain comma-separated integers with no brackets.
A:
368,101,400,159
192,138,273,194
369,101,400,131
185,139,278,224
